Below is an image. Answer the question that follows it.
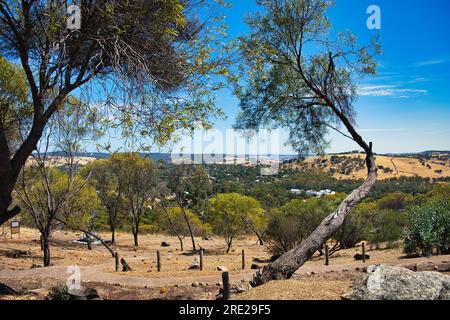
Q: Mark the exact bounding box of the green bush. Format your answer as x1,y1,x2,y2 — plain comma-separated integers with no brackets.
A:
332,202,374,251
266,198,331,255
404,197,450,256
376,192,413,211
49,286,71,300
368,209,407,246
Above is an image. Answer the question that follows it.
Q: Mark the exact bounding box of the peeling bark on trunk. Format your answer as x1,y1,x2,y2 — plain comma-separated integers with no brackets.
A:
252,150,377,286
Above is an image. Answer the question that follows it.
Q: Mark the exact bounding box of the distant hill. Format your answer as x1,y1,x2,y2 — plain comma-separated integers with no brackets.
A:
284,152,450,180
36,151,450,181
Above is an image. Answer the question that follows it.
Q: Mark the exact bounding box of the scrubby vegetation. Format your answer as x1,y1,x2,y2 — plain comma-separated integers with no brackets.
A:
14,158,450,263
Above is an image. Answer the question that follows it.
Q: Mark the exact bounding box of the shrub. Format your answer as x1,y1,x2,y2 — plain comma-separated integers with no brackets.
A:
404,197,450,256
265,198,331,255
158,207,211,237
206,193,264,253
376,192,413,211
49,286,71,300
368,209,407,246
332,202,374,252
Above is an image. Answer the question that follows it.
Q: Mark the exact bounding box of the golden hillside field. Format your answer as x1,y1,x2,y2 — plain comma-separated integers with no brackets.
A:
284,153,450,180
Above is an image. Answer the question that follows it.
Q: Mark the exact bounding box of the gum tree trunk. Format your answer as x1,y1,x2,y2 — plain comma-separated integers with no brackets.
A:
42,234,51,267
252,105,378,286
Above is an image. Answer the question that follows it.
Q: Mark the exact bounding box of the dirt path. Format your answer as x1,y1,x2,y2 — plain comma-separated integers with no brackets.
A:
1,254,448,289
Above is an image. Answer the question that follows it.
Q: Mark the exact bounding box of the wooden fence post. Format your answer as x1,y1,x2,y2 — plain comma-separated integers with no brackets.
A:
200,249,204,271
222,272,231,300
325,245,329,266
362,242,366,263
115,252,119,272
157,250,161,272
242,250,245,270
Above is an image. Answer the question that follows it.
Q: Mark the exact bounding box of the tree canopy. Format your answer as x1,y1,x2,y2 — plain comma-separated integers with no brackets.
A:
0,0,229,225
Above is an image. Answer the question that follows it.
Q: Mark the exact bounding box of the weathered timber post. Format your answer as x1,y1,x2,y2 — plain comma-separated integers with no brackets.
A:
157,250,161,272
222,271,231,300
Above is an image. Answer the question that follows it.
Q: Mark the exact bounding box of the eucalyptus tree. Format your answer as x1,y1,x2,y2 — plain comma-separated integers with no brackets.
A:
232,0,380,285
82,159,124,244
15,103,93,266
166,165,198,251
0,0,229,226
109,153,156,247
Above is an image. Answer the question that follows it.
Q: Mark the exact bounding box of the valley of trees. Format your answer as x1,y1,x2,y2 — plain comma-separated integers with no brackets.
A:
15,154,450,267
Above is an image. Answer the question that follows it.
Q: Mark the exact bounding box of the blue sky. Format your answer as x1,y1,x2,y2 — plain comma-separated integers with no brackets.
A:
103,0,450,155
204,0,450,155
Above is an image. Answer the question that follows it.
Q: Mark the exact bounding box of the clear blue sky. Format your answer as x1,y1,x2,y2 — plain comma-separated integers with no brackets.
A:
103,0,450,155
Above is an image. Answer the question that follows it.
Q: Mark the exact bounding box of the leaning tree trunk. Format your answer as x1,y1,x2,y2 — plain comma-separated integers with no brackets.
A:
252,100,378,286
252,147,377,286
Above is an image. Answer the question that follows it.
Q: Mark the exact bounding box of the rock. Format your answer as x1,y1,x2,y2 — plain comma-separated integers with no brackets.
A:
30,264,42,269
216,282,222,287
189,258,200,270
354,253,370,261
234,285,247,293
161,241,170,247
343,264,450,300
3,249,32,259
68,287,99,300
251,263,262,270
435,263,450,272
160,287,168,294
188,265,200,270
0,282,19,296
416,262,437,272
121,258,132,272
191,282,199,287
217,266,228,271
202,236,212,241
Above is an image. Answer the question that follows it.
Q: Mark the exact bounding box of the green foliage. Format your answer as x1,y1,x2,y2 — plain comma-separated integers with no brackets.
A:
249,183,290,209
404,197,450,256
49,286,70,300
206,193,263,252
332,202,374,251
376,192,414,211
158,207,211,237
266,198,331,255
64,182,105,232
230,0,380,155
0,55,30,149
368,209,407,247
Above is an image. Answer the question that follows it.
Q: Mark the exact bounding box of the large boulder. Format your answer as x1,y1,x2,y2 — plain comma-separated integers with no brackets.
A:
343,264,450,300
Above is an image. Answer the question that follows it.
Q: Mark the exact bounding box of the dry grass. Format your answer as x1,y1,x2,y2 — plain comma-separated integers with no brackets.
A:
0,228,270,278
235,278,352,300
285,153,450,180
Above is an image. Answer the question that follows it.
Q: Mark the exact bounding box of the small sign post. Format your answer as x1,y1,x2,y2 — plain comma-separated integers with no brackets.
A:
10,221,20,239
